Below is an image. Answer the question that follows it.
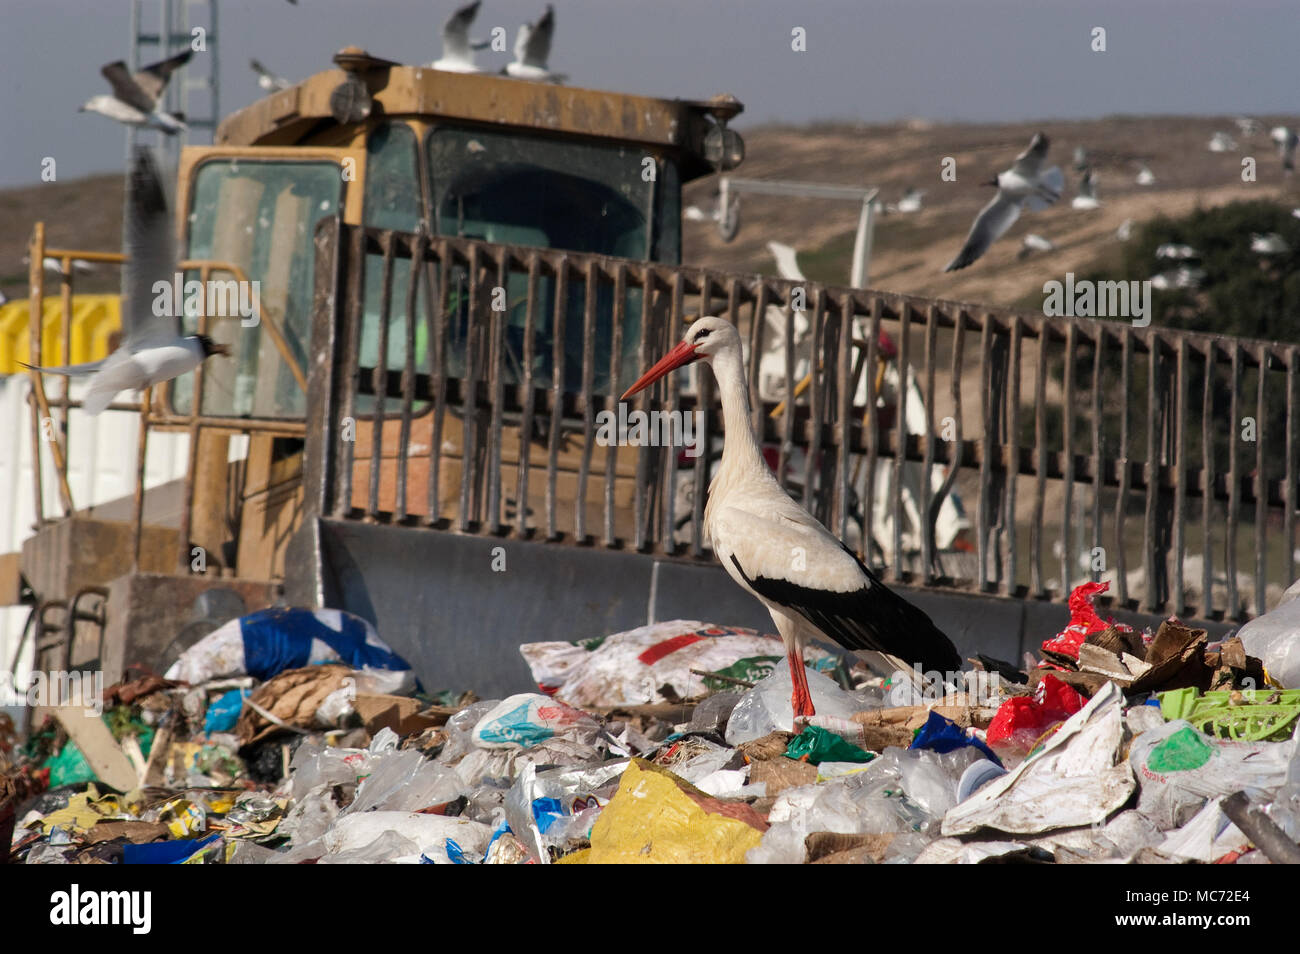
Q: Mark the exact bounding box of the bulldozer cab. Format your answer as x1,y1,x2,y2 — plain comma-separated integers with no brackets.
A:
160,48,736,572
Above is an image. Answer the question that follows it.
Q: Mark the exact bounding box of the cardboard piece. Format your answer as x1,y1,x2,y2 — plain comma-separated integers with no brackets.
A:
53,708,137,792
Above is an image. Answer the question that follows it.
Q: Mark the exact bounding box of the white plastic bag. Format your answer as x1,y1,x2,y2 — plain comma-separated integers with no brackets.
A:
1237,598,1300,688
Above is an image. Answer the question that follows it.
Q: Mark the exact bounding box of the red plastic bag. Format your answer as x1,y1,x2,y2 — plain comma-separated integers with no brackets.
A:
1040,581,1132,665
985,674,1086,757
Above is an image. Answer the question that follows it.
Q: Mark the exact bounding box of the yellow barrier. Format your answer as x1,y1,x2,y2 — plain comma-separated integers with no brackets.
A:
0,295,121,374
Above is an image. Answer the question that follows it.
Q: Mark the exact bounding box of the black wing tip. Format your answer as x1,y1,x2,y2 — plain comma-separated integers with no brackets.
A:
129,147,169,214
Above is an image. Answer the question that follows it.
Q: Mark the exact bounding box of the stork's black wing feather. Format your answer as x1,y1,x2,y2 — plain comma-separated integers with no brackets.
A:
729,549,961,674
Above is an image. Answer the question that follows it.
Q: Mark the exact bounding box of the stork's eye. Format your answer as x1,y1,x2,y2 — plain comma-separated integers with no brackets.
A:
695,329,712,342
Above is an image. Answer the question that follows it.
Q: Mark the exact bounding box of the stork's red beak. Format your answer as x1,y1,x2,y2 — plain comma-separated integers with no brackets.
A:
620,339,701,401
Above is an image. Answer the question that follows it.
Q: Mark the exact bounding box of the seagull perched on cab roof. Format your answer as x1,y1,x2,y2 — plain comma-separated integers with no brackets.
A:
250,59,291,92
622,316,960,722
19,148,230,415
943,133,1064,272
505,4,565,82
80,50,192,134
432,1,492,73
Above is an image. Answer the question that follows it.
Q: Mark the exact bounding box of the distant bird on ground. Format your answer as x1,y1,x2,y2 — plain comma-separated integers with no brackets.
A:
19,149,230,415
1292,208,1300,220
1208,132,1238,153
621,317,960,721
79,50,192,134
1072,169,1102,210
1116,218,1134,241
894,187,925,213
1017,233,1056,259
1235,117,1263,137
24,255,97,277
1135,162,1156,186
506,4,565,82
1151,266,1205,290
1155,243,1198,260
1072,145,1089,172
1252,232,1290,255
250,59,291,92
432,0,491,73
943,132,1064,272
1271,126,1298,173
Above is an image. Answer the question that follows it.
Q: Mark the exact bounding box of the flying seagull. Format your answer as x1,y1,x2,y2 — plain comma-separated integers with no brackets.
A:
1271,126,1298,173
80,50,192,134
250,58,291,92
621,317,959,721
1235,117,1263,137
1072,168,1102,210
19,148,229,415
506,4,565,82
943,133,1064,272
1135,162,1156,186
432,1,491,73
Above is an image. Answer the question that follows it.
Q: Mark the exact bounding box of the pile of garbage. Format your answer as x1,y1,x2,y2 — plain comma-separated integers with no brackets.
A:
4,590,1300,864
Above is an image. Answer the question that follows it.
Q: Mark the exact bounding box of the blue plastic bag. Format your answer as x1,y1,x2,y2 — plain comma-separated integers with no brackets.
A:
203,689,247,734
909,710,1003,767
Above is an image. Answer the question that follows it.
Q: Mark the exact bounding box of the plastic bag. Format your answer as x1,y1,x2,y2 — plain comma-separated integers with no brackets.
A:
726,658,875,745
520,620,844,706
166,607,414,687
785,726,873,765
341,747,463,816
985,674,1086,758
1237,598,1300,689
203,688,247,734
1129,718,1297,829
1040,581,1132,666
472,693,600,750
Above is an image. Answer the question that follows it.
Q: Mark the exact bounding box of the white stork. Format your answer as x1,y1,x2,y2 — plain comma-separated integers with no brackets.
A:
622,316,961,721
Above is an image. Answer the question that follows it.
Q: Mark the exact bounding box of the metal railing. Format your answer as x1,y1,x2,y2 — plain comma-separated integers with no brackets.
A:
306,219,1299,623
23,223,308,573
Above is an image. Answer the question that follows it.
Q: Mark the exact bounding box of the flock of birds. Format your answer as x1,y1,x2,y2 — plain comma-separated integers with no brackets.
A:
79,1,567,138
254,1,566,91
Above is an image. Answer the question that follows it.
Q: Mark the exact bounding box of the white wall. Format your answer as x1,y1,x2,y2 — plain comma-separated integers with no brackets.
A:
0,373,194,677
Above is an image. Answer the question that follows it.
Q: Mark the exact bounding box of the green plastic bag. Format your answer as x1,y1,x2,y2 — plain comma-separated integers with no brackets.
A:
785,726,874,765
45,741,97,787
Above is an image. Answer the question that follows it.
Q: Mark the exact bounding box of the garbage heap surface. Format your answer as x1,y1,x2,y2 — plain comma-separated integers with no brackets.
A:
5,596,1300,865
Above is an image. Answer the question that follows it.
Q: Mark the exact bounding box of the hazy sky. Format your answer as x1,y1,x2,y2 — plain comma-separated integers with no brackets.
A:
2,0,1297,187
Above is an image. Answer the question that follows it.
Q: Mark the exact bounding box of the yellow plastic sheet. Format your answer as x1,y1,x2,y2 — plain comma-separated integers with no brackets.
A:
584,759,766,864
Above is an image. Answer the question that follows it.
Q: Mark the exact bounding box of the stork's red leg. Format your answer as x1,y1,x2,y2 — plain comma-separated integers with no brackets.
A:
788,648,816,720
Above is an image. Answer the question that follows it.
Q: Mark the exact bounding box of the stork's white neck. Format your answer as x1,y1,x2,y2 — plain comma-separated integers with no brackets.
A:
706,343,769,491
